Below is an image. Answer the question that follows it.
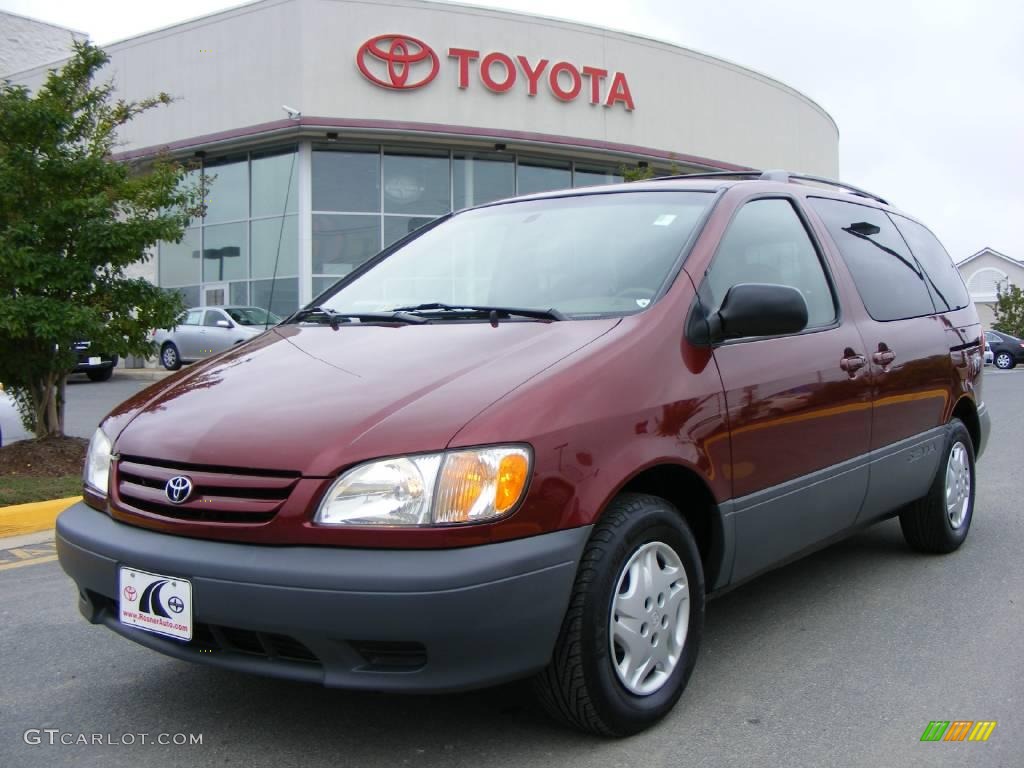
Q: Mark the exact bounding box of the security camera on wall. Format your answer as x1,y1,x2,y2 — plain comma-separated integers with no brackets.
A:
281,105,301,120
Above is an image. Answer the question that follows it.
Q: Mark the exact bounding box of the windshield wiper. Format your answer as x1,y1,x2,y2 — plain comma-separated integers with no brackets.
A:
388,302,566,322
288,306,426,329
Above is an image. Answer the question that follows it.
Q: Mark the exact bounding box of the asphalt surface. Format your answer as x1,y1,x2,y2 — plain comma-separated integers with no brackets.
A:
0,375,156,445
1,370,1021,767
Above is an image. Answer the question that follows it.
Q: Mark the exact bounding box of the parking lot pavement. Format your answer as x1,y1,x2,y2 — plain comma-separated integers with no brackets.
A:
1,373,1022,767
1,374,157,445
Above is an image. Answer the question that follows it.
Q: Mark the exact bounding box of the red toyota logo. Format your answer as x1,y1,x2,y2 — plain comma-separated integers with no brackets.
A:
123,585,137,602
356,34,439,90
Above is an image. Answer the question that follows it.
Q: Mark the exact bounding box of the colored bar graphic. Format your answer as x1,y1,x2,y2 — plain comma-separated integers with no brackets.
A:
968,721,997,742
921,721,949,742
944,721,973,741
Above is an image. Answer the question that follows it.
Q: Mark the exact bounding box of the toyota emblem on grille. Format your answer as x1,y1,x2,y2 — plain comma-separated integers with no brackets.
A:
165,475,193,504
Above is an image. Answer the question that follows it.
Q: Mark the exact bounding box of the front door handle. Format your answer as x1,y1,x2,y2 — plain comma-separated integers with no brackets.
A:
840,352,866,374
872,344,895,366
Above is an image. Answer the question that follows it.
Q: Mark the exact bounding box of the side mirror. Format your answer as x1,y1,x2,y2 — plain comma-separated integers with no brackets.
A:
216,319,233,329
710,283,808,341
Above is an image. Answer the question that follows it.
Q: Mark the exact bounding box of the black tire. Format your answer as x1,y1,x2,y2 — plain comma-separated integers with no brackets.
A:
994,351,1014,370
86,366,113,382
899,419,975,554
534,493,705,736
161,343,182,371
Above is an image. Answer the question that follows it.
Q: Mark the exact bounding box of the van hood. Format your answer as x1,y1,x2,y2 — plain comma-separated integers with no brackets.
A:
111,320,619,475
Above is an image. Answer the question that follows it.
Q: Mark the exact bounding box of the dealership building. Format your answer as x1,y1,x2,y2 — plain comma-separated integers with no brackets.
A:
6,0,839,317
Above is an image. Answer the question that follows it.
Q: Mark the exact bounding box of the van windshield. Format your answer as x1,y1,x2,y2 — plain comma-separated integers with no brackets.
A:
319,191,713,318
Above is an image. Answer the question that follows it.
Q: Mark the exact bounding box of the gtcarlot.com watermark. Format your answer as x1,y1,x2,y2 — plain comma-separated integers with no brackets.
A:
24,729,203,747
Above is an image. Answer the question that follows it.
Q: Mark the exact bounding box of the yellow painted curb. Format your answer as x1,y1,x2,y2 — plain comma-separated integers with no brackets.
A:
0,496,81,538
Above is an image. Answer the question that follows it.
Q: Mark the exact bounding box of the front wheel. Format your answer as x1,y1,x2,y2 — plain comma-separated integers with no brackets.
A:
160,343,182,371
994,351,1015,369
534,493,705,736
899,419,975,553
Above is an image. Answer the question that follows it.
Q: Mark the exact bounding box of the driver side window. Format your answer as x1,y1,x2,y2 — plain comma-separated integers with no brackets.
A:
702,198,836,329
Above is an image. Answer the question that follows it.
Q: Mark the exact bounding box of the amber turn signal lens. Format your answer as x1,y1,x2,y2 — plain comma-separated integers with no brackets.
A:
496,453,529,513
433,446,531,524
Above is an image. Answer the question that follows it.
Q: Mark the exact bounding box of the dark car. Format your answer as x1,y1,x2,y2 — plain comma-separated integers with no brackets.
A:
71,341,118,382
985,329,1024,370
57,171,988,736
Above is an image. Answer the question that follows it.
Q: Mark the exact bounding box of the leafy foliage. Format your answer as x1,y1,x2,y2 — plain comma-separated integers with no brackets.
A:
0,42,204,436
992,284,1024,338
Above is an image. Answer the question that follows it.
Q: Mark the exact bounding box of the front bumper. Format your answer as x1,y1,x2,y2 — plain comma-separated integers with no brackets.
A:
57,502,590,692
72,353,118,372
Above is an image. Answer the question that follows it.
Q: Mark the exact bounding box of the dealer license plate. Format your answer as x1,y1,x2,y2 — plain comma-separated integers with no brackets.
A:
118,566,193,640
88,356,101,366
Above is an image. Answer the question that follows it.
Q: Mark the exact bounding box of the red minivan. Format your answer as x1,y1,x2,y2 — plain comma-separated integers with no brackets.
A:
58,171,989,735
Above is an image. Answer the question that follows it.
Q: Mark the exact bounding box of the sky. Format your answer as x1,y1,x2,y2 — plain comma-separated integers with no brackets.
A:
2,0,1021,262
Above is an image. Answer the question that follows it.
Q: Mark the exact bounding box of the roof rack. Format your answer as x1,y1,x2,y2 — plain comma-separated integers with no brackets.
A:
649,169,889,205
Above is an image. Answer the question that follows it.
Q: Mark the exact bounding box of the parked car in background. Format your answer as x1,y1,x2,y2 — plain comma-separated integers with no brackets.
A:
984,346,994,366
985,330,1024,370
153,306,279,370
71,341,118,382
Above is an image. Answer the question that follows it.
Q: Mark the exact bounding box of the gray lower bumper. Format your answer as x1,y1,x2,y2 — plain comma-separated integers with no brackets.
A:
56,502,590,693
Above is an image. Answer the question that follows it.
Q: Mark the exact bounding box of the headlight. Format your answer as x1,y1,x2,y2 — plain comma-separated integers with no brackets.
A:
315,445,531,527
84,428,113,496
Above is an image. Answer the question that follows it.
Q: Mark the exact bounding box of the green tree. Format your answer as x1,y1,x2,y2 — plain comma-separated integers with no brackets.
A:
0,42,204,437
992,284,1024,338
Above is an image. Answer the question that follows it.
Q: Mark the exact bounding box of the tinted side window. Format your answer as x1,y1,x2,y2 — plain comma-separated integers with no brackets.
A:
703,198,835,328
203,310,224,327
889,214,970,312
808,197,935,321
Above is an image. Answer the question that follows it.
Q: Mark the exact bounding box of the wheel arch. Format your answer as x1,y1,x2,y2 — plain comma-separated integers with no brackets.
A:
601,460,729,593
951,396,981,456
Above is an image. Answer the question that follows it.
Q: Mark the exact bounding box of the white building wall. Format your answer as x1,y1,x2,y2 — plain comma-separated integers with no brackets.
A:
7,0,838,175
0,10,85,77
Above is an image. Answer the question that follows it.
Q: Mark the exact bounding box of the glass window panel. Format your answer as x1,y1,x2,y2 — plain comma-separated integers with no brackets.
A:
517,158,571,196
324,192,712,317
574,166,623,188
251,147,298,218
703,199,835,328
889,214,970,312
383,216,435,248
203,156,249,223
313,148,380,212
159,228,201,286
251,277,299,317
170,286,200,310
807,198,935,321
202,222,248,282
382,149,450,215
229,281,248,305
313,276,339,298
313,214,381,276
251,215,298,278
453,153,515,210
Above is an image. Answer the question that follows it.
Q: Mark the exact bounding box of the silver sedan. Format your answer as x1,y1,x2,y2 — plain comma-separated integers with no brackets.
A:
153,306,279,370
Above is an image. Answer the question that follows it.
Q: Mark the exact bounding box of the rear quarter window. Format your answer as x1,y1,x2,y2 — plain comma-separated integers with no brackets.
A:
808,197,935,322
888,214,970,312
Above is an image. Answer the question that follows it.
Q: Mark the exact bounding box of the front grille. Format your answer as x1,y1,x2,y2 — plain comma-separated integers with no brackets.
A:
115,457,299,524
191,622,320,664
98,596,320,664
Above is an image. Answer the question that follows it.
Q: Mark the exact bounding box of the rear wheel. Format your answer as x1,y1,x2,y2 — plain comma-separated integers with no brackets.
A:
86,366,113,382
899,418,975,553
994,351,1014,369
534,493,704,736
160,343,182,371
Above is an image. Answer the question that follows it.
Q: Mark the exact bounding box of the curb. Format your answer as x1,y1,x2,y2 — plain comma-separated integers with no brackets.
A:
114,368,172,382
0,496,81,538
